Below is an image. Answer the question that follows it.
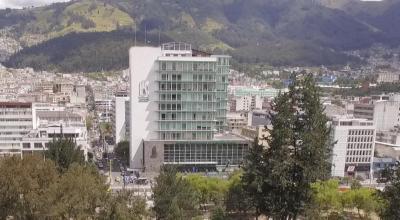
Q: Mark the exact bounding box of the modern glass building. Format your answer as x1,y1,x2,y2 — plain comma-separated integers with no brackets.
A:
129,43,249,172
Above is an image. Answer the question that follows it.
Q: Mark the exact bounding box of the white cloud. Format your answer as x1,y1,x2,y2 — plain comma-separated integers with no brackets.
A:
0,0,70,9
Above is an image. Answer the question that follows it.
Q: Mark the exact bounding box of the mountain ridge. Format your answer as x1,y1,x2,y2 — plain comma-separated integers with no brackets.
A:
2,0,400,72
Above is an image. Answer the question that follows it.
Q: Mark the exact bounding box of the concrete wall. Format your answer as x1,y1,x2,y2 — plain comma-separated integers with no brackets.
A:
129,46,161,169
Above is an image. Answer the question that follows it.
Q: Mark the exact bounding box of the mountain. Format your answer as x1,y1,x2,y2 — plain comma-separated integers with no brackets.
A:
2,0,400,72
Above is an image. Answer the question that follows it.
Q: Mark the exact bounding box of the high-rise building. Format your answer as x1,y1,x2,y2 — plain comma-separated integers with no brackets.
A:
331,116,375,178
0,102,32,157
129,43,249,172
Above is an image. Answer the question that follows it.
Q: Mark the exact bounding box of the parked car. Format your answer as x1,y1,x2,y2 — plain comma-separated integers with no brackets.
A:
97,162,104,169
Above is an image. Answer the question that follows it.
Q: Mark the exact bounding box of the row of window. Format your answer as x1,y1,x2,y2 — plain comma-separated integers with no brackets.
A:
160,112,214,121
159,93,214,102
159,122,214,131
348,130,374,136
0,119,32,122
0,112,31,115
159,82,215,92
159,103,214,111
346,157,371,163
347,136,374,143
160,61,217,72
0,126,30,129
23,142,50,149
164,143,247,165
160,132,213,140
0,132,28,135
160,73,216,82
347,143,373,149
346,150,372,156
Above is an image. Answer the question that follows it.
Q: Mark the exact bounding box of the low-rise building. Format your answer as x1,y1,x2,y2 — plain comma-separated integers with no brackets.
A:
331,116,375,179
377,72,399,83
0,102,32,157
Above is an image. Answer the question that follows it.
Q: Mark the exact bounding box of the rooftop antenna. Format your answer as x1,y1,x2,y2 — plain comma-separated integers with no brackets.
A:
134,24,137,46
158,26,161,46
145,24,147,45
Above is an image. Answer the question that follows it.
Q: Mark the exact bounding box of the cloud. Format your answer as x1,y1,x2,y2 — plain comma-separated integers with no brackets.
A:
0,0,70,9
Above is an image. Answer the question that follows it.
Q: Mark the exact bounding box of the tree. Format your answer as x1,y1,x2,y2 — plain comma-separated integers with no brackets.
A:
185,174,229,206
152,166,200,220
377,166,400,219
211,206,226,220
102,190,149,220
225,171,252,214
45,164,109,219
115,141,129,166
45,137,85,172
0,155,58,219
241,138,267,219
242,73,332,219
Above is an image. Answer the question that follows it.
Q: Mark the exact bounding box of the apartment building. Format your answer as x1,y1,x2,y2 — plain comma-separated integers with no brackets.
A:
235,95,262,111
0,102,32,157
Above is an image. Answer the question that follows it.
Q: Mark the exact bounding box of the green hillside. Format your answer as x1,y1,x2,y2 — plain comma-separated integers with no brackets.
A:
3,0,400,72
1,0,134,47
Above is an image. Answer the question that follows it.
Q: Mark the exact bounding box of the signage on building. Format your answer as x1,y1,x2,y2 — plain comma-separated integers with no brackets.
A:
138,81,149,102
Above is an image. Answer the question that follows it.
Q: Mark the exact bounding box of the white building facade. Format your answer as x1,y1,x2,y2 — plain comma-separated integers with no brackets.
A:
112,96,130,144
129,43,250,172
235,95,262,112
331,116,376,178
0,102,32,157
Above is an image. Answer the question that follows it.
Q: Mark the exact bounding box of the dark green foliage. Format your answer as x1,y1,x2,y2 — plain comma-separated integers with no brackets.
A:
5,30,172,73
115,141,129,166
152,166,200,220
0,155,58,219
225,172,252,214
377,166,400,220
0,155,149,219
45,137,85,172
102,190,148,220
242,74,332,219
211,206,226,220
46,164,108,219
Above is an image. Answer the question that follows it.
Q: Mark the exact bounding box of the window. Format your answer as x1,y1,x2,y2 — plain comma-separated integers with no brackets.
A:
161,114,166,120
161,62,166,70
23,143,30,149
34,143,43,149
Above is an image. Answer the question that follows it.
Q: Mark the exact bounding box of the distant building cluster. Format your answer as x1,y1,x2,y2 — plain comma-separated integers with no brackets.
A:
327,93,400,179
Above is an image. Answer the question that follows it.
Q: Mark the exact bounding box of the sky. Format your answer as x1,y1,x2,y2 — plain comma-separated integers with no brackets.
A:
0,0,70,9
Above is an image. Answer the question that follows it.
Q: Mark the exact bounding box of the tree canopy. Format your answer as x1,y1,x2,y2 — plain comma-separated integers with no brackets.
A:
242,73,332,219
152,166,200,220
45,137,85,172
0,155,148,219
